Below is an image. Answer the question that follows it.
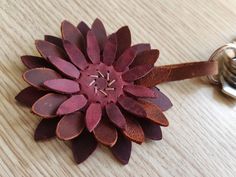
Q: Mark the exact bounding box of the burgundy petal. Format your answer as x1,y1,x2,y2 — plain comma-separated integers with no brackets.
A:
91,18,107,50
34,118,61,141
105,103,127,130
21,55,51,69
56,95,87,115
48,56,80,79
32,93,68,118
77,21,90,38
116,26,131,58
61,20,84,50
132,43,151,55
85,103,102,132
131,49,159,67
35,40,67,59
122,64,153,82
139,119,162,140
93,119,118,147
110,133,131,165
23,68,61,89
87,31,100,64
103,33,117,66
43,79,80,94
117,95,146,117
63,40,89,70
71,130,97,164
44,35,64,49
113,47,136,72
56,112,85,140
15,86,47,107
123,85,157,98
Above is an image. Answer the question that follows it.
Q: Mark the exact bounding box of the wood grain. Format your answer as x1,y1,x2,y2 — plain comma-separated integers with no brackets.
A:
0,0,236,176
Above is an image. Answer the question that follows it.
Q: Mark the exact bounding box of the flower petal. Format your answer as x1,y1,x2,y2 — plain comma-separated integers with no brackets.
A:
56,95,87,115
137,100,169,126
63,40,89,70
71,130,97,164
117,95,146,117
116,26,131,58
113,48,136,72
131,49,159,67
91,18,107,50
61,20,84,50
34,118,61,141
85,103,102,132
32,93,68,118
15,86,47,107
106,103,127,130
123,85,157,98
132,43,151,55
56,112,85,140
48,56,80,79
122,64,153,82
110,133,132,165
139,119,162,140
103,33,117,66
44,35,64,49
93,119,118,147
87,31,100,64
43,79,80,94
77,21,90,38
21,55,51,69
23,68,61,89
35,40,67,59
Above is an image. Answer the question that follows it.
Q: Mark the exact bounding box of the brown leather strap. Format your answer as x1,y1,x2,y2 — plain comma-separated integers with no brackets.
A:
136,61,219,87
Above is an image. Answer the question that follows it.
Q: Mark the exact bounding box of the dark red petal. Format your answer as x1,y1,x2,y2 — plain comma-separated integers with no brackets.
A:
117,95,146,117
85,103,102,132
139,119,162,140
132,43,151,55
32,93,68,118
15,86,47,107
123,85,157,98
34,118,61,141
77,21,90,38
113,48,136,72
35,40,67,59
105,103,127,130
116,26,131,58
110,133,131,165
56,112,85,140
23,68,61,89
131,49,159,67
137,100,169,126
71,130,97,164
48,56,80,79
63,40,89,70
44,35,64,49
21,55,51,69
93,119,118,147
122,114,144,144
91,18,107,50
56,95,87,115
43,79,80,94
87,31,100,64
61,20,84,50
103,33,117,66
122,64,153,82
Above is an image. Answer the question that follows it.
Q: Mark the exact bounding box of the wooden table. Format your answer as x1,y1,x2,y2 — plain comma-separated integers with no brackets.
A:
0,0,235,176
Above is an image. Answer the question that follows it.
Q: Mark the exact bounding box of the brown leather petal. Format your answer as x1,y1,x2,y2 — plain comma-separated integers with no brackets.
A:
77,21,90,38
91,18,107,50
110,133,132,165
56,95,87,115
93,119,118,147
44,35,64,49
116,26,131,59
15,86,47,107
123,85,157,98
56,112,85,140
21,55,51,69
103,33,117,66
131,43,151,55
34,118,61,141
71,130,97,164
23,68,61,89
32,93,68,118
85,103,102,132
137,61,219,87
87,31,100,64
139,119,162,140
